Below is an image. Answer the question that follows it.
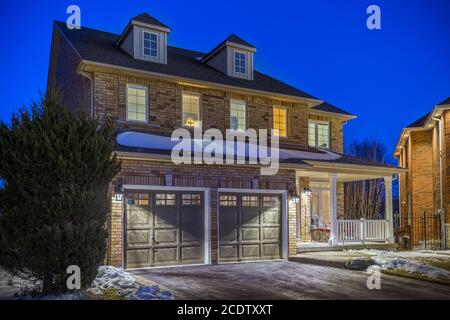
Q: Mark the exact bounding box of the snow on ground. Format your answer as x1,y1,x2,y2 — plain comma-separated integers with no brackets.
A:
0,266,173,300
350,250,450,279
87,266,173,300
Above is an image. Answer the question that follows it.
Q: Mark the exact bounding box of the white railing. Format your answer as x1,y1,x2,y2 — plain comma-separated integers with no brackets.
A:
338,219,388,243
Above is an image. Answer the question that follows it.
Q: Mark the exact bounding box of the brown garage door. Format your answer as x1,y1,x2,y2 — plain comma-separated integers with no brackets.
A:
219,193,282,262
124,191,204,268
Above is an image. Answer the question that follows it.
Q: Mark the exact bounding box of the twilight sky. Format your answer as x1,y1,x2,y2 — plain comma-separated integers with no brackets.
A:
1,0,449,162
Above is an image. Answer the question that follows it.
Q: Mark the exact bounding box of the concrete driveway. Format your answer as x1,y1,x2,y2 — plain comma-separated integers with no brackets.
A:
132,261,450,300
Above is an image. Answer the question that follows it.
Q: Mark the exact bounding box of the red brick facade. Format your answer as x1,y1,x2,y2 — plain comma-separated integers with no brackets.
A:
48,27,348,267
398,110,450,248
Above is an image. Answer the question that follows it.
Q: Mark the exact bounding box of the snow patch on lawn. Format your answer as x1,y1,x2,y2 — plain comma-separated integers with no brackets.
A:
87,266,173,300
351,250,450,279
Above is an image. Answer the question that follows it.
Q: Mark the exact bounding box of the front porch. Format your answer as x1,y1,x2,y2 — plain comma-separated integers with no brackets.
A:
294,161,401,252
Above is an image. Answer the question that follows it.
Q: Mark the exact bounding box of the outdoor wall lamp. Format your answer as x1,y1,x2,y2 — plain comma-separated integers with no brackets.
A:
115,184,124,202
303,187,312,197
292,193,300,204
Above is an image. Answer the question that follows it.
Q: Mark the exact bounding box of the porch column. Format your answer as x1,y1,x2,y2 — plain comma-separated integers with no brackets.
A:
329,173,338,245
384,175,395,243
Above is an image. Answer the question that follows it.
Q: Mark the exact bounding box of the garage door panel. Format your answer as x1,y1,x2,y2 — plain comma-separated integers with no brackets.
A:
262,243,280,257
154,209,178,227
127,229,151,247
181,246,203,262
154,228,178,244
219,193,282,263
125,190,204,268
219,245,238,260
241,227,260,241
126,249,152,268
181,225,203,243
262,208,280,225
240,209,259,225
219,226,238,242
262,227,280,241
153,247,178,265
241,244,260,259
220,208,238,225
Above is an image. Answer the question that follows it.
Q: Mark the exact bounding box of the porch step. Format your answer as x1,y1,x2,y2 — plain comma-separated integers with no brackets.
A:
296,243,398,254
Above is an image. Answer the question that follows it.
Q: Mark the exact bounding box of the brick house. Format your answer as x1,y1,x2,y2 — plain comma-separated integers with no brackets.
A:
47,13,403,269
394,97,450,250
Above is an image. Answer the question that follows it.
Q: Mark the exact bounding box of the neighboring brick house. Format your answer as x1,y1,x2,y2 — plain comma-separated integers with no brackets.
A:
47,13,403,269
394,97,450,250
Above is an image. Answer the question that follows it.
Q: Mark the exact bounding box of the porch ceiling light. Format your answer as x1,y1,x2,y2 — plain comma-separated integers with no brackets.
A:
115,184,124,202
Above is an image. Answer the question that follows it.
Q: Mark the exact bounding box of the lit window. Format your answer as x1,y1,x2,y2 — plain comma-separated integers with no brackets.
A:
126,85,148,122
143,31,158,58
234,51,246,74
263,196,279,207
182,194,201,206
308,121,330,148
220,195,237,207
230,100,247,131
182,94,200,127
242,196,259,207
156,194,176,206
273,106,287,137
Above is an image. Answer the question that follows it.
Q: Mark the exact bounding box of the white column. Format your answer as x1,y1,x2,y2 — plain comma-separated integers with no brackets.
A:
329,173,338,245
384,175,395,243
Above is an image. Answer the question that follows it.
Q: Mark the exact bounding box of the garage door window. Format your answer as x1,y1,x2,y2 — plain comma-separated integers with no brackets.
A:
220,195,237,206
156,193,176,206
127,193,149,206
263,196,279,207
182,194,201,206
242,196,258,207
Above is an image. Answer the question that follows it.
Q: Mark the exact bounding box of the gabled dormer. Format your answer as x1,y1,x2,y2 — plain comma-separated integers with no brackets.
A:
117,13,170,64
201,34,256,80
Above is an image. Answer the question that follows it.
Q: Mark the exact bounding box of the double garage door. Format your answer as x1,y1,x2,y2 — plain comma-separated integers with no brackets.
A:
124,190,282,269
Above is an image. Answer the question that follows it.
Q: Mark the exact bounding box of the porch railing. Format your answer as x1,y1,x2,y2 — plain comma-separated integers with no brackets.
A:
337,219,388,243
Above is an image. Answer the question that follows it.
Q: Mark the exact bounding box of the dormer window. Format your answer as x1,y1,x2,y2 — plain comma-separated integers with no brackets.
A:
143,31,158,58
234,51,246,74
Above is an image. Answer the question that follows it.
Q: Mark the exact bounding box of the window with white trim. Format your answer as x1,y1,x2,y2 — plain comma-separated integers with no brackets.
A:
308,120,330,148
182,94,200,127
143,31,158,58
234,51,246,74
126,85,148,122
230,100,247,131
273,106,287,137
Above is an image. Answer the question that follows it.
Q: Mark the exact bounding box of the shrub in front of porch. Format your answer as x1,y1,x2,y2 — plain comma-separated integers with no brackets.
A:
0,94,120,294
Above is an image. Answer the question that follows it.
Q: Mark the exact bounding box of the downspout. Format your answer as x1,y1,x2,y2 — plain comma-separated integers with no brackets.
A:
431,114,446,249
79,66,94,118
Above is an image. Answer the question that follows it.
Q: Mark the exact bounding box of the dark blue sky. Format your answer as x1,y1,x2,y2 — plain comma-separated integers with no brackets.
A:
1,0,449,161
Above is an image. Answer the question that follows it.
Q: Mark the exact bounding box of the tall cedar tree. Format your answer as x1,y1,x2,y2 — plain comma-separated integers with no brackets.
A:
0,95,120,293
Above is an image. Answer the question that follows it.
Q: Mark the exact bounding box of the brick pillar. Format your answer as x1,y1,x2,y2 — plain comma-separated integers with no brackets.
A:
298,177,311,242
210,188,218,264
288,194,298,256
108,193,123,267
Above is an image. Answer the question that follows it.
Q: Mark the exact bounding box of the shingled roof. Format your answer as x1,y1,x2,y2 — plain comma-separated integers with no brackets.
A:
132,12,170,29
55,21,353,116
312,102,354,117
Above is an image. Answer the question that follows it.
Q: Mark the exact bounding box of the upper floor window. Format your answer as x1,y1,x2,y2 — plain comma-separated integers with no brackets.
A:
234,51,246,74
308,120,330,148
126,85,148,122
273,106,287,137
143,31,158,58
230,100,247,131
182,93,200,127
